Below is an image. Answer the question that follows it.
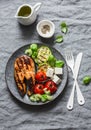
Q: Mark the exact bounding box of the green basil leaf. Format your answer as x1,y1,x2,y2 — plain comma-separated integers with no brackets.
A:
83,76,91,85
55,35,63,43
55,60,64,67
60,22,68,33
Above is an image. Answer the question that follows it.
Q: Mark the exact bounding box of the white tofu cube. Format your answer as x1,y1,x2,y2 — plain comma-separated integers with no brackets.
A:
54,67,63,75
52,74,61,84
46,68,54,78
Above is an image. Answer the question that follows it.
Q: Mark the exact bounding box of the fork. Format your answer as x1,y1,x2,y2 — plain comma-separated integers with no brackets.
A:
65,50,75,110
65,49,84,110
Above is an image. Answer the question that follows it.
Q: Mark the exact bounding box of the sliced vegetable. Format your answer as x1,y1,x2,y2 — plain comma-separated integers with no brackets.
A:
44,94,53,101
25,43,38,57
37,46,52,64
41,94,53,102
44,80,57,94
55,60,64,67
83,76,91,85
34,84,44,94
55,35,63,43
30,43,38,51
40,94,47,102
43,88,51,95
30,94,41,102
30,93,53,102
38,63,50,72
30,95,37,102
35,71,47,82
60,22,68,34
25,49,32,56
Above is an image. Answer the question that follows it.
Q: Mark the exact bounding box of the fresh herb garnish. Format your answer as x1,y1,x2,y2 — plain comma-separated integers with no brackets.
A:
55,35,63,43
55,60,64,67
83,76,91,85
55,22,68,44
60,22,68,34
48,54,56,67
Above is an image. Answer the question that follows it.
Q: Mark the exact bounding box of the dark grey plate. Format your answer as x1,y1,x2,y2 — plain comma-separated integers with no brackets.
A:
5,43,68,105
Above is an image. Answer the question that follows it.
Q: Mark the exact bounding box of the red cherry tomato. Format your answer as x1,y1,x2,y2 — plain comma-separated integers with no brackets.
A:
44,80,57,94
34,84,44,94
35,71,47,82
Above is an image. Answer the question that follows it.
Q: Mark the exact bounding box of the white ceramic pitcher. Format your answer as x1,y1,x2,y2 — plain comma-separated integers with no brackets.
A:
15,3,42,25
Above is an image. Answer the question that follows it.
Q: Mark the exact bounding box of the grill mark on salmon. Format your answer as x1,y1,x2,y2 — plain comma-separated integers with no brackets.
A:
14,55,35,97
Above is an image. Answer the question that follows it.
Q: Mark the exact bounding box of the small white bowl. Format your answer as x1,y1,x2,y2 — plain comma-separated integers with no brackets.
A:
36,20,55,38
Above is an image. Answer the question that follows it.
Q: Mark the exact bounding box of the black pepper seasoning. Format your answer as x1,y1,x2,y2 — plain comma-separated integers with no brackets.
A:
41,25,50,34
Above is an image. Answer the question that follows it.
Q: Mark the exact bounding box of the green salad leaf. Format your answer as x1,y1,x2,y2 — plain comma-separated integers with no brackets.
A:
55,35,63,43
83,76,91,85
60,22,68,34
55,60,64,67
48,54,56,67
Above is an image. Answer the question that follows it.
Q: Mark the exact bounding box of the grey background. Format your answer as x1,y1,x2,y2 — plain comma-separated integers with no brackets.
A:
0,0,91,129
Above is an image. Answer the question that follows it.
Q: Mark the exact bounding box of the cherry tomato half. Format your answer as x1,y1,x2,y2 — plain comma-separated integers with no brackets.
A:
34,84,44,94
35,71,47,82
44,80,57,94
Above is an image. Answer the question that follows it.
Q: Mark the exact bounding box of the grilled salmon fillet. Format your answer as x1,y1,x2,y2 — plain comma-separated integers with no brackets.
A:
14,55,35,97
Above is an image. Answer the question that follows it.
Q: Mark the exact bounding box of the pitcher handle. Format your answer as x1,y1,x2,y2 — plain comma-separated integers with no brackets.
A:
33,2,42,12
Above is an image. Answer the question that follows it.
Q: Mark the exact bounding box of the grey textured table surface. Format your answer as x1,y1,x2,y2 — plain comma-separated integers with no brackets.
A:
0,0,91,130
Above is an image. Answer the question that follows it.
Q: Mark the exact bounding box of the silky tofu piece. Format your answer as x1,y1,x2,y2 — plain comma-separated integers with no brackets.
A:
54,67,63,75
52,74,61,84
46,68,54,78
